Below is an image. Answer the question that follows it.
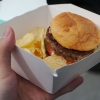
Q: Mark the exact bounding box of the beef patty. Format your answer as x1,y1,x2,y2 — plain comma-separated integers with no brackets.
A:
46,27,94,62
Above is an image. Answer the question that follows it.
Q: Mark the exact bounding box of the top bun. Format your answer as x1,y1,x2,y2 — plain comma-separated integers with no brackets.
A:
50,12,100,51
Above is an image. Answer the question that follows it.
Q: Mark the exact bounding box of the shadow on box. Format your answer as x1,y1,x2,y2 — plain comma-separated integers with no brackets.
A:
89,63,100,72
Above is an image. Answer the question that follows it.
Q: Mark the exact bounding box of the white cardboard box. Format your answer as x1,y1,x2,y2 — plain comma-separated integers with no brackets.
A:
0,4,100,94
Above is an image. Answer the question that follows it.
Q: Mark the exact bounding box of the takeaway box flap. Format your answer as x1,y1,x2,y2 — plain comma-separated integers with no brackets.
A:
0,4,100,93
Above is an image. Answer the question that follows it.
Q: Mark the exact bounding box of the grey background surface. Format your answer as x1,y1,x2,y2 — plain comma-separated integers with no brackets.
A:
56,70,100,100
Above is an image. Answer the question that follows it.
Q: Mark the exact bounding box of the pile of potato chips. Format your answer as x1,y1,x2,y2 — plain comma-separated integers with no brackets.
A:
16,27,67,70
16,27,46,59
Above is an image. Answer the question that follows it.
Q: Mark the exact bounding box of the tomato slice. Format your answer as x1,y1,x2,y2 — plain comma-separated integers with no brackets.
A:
46,39,73,65
66,61,72,65
45,40,55,55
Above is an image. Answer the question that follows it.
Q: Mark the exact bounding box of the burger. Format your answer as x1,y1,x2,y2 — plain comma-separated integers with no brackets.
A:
45,12,100,64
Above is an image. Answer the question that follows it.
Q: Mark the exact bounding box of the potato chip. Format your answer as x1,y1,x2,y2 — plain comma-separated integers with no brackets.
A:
16,32,35,48
16,27,46,59
43,55,67,70
28,27,46,58
27,45,42,58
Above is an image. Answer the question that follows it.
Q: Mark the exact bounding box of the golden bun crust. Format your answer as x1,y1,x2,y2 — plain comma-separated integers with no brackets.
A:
50,12,100,51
